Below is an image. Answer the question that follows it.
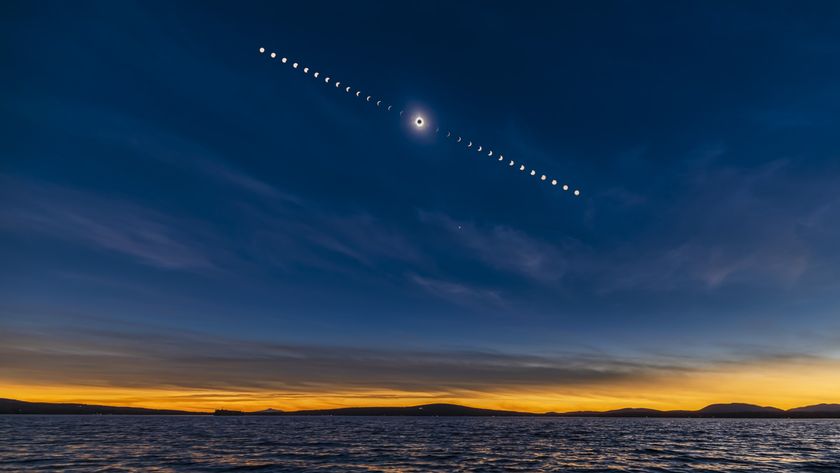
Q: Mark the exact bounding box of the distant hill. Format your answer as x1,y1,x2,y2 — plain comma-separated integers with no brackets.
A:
278,403,532,417
786,404,840,418
696,403,785,418
552,408,668,417
3,398,840,417
211,408,284,416
603,408,676,417
0,398,200,415
548,403,840,418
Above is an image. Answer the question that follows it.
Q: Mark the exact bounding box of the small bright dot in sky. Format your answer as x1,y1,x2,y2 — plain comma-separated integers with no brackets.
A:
563,184,569,191
574,189,581,196
270,52,276,58
415,116,424,128
259,47,265,53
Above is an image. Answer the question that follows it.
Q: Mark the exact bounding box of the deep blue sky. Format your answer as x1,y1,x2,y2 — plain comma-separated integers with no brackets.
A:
2,1,840,409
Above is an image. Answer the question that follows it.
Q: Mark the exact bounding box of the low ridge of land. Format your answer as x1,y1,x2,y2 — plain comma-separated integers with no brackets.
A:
3,398,839,418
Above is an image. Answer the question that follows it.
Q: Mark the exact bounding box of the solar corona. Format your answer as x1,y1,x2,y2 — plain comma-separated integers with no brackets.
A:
258,47,581,198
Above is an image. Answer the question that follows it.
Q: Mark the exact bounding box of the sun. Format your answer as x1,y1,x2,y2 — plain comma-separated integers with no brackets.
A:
414,116,425,128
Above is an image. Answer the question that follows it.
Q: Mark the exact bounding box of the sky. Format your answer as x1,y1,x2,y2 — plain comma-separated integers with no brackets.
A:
2,0,840,413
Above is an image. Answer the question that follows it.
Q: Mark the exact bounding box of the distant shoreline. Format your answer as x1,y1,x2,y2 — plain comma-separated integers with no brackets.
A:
3,398,839,418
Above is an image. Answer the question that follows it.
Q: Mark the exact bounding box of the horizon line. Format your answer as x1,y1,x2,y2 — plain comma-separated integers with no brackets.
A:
4,397,840,416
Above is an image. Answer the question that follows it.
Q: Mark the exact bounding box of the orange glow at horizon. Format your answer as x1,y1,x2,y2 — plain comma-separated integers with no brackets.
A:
4,358,839,413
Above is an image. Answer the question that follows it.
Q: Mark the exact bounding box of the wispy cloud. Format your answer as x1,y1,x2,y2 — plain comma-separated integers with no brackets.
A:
239,203,424,275
0,176,216,271
13,98,292,202
0,324,684,394
596,157,838,292
3,323,839,412
408,273,505,308
419,211,574,283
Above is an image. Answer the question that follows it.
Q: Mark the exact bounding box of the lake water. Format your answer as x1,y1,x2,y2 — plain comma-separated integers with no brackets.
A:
1,416,838,472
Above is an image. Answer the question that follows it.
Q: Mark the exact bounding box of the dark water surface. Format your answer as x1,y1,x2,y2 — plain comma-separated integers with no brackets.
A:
1,415,838,472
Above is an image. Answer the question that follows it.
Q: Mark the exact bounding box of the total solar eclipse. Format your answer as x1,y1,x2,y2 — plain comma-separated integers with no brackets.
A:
258,46,581,197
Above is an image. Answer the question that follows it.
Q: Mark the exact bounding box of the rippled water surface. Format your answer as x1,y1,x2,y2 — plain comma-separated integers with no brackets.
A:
1,416,838,472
